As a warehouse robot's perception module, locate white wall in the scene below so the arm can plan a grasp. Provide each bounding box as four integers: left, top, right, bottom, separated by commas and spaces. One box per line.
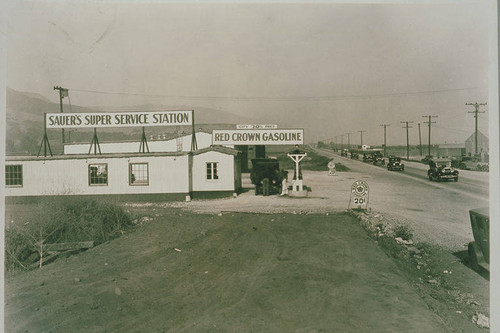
5, 155, 190, 196
192, 151, 235, 192
64, 132, 215, 154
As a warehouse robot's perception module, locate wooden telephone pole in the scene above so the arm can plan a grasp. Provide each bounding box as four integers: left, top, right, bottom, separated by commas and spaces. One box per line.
422, 115, 437, 158
466, 102, 487, 154
401, 121, 413, 160
53, 86, 69, 144
380, 124, 390, 156
359, 130, 366, 147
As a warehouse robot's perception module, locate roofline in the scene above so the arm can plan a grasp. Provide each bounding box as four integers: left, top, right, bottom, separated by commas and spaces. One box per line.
6, 146, 238, 162
63, 131, 212, 146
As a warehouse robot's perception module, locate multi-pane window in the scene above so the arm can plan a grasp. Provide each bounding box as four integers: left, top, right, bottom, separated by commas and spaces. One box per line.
206, 162, 219, 180
5, 165, 23, 187
129, 163, 149, 186
89, 163, 108, 185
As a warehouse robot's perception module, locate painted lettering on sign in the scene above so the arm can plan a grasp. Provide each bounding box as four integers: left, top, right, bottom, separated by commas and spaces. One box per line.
45, 111, 192, 129
212, 129, 304, 145
236, 124, 278, 130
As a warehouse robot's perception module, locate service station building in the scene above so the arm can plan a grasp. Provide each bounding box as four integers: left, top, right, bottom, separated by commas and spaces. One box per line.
5, 110, 304, 202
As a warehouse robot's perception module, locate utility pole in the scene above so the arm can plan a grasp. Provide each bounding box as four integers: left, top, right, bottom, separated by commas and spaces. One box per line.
346, 133, 352, 150
359, 130, 366, 147
466, 102, 487, 154
53, 86, 69, 144
380, 124, 390, 156
401, 121, 414, 160
422, 115, 438, 158
340, 134, 345, 151
418, 123, 423, 156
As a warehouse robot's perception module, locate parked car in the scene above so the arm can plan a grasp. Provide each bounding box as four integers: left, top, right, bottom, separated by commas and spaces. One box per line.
341, 149, 348, 157
427, 158, 458, 182
387, 156, 404, 171
468, 207, 489, 272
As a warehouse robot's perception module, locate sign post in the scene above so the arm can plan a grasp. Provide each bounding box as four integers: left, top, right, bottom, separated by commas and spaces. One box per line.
349, 180, 369, 210
287, 146, 308, 196
328, 160, 336, 176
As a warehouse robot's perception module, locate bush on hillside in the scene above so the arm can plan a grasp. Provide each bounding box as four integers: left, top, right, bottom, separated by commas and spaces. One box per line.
5, 197, 133, 271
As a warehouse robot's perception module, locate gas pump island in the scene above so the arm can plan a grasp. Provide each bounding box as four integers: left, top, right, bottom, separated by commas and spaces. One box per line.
287, 146, 309, 197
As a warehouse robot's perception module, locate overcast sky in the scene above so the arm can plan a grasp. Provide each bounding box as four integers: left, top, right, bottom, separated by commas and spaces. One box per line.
5, 1, 494, 145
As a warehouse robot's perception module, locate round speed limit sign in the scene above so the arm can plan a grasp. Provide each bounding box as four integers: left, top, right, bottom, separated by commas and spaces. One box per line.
351, 180, 369, 197
328, 160, 335, 169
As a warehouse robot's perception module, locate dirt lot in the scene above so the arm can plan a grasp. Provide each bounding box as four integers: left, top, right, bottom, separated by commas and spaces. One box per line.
4, 167, 490, 332
2, 208, 463, 332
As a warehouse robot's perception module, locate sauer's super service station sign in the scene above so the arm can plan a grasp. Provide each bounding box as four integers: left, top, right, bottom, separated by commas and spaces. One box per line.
45, 111, 193, 128
212, 129, 304, 145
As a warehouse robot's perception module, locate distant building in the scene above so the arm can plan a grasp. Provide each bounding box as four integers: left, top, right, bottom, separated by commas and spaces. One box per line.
437, 143, 465, 158
63, 131, 217, 155
465, 131, 489, 157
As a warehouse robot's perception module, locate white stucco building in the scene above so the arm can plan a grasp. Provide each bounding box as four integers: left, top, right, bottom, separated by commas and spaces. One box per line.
63, 131, 221, 154
5, 146, 241, 202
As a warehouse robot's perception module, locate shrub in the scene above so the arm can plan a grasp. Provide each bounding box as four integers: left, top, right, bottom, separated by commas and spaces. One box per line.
5, 197, 133, 271
393, 225, 413, 241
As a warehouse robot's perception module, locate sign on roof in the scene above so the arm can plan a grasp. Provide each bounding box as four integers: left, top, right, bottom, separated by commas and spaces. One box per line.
45, 111, 193, 129
212, 129, 304, 145
236, 124, 278, 130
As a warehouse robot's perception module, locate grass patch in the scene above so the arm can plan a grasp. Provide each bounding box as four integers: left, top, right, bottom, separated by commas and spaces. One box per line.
5, 197, 133, 271
274, 147, 350, 171
393, 225, 413, 241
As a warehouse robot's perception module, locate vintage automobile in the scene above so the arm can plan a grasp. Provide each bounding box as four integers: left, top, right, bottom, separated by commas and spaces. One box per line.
372, 152, 385, 166
350, 151, 359, 159
387, 156, 404, 171
340, 149, 349, 157
362, 152, 374, 163
427, 158, 458, 182
250, 158, 285, 195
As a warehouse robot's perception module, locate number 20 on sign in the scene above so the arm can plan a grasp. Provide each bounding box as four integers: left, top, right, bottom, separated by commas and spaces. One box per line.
349, 180, 369, 210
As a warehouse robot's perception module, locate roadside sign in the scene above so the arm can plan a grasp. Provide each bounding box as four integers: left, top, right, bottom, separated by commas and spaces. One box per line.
328, 160, 336, 176
212, 129, 303, 145
45, 111, 193, 129
236, 124, 278, 130
349, 180, 369, 210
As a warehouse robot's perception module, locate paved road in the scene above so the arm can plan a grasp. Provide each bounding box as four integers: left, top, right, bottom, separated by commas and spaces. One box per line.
320, 149, 489, 200
314, 148, 489, 250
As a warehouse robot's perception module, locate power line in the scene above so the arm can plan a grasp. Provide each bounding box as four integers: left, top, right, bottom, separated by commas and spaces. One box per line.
69, 86, 483, 103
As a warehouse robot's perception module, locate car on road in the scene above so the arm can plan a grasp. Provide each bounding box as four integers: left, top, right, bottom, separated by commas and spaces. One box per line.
362, 152, 374, 163
427, 158, 458, 182
372, 152, 385, 166
387, 156, 404, 171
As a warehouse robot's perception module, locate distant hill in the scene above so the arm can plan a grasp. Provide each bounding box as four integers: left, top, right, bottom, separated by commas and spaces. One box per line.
4, 88, 270, 155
